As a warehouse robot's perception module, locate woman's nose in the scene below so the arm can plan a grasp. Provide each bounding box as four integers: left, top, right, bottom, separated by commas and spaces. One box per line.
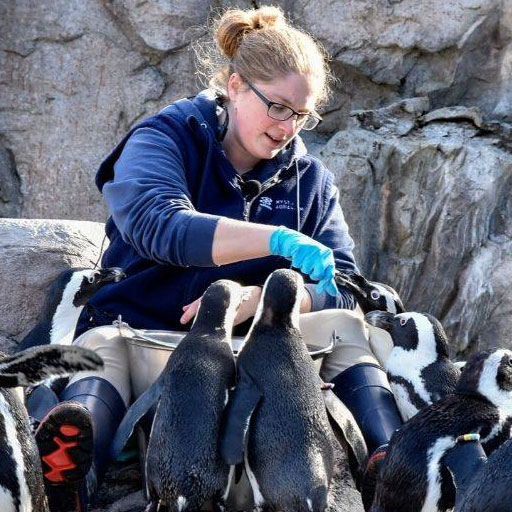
279, 116, 298, 136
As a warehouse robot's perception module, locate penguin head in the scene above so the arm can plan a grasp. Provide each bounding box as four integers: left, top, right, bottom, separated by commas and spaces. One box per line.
70, 267, 125, 306
365, 311, 449, 358
457, 349, 512, 404
335, 271, 404, 313
192, 279, 243, 332
255, 269, 304, 329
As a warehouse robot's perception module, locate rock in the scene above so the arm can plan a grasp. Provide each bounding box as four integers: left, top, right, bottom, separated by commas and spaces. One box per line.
351, 97, 430, 136
0, 0, 179, 220
0, 218, 106, 344
0, 142, 22, 218
419, 106, 484, 128
283, 0, 512, 128
103, 0, 212, 53
319, 101, 512, 356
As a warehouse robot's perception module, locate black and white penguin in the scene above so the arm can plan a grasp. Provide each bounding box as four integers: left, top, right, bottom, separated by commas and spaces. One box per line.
17, 266, 125, 351
0, 344, 103, 512
144, 279, 243, 512
222, 269, 335, 512
335, 271, 405, 314
371, 348, 512, 512
365, 311, 461, 421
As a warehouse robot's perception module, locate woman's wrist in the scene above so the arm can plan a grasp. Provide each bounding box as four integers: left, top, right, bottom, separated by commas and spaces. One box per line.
300, 286, 312, 313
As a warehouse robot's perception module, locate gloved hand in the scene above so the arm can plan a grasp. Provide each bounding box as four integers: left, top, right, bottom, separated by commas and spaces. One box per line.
269, 226, 338, 297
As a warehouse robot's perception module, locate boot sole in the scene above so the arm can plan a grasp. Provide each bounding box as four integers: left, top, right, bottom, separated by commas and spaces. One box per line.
35, 401, 93, 485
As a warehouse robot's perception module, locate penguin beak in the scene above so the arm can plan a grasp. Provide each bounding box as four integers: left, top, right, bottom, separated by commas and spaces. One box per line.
365, 311, 395, 332
97, 267, 126, 283
334, 271, 364, 296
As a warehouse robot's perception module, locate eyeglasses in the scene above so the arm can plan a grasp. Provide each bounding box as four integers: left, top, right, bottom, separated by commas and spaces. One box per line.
246, 81, 322, 131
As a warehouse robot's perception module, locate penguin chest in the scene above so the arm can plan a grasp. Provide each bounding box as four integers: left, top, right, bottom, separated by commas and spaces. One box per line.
50, 305, 83, 345
387, 352, 432, 419
0, 390, 41, 512
421, 436, 456, 512
389, 379, 421, 421
244, 388, 333, 510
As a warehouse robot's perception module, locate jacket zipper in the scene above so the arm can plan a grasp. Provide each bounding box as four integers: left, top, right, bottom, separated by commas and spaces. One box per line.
242, 172, 283, 221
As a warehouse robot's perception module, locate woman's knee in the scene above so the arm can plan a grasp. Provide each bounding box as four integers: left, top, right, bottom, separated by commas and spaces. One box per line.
73, 325, 126, 351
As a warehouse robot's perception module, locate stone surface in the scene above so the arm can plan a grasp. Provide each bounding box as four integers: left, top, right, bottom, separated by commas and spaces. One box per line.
104, 0, 211, 53
286, 0, 512, 129
0, 142, 22, 218
316, 102, 512, 356
0, 0, 194, 221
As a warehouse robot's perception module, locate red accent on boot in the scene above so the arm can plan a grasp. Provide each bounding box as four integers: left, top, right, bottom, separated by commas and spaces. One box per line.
60, 424, 80, 436
42, 435, 79, 483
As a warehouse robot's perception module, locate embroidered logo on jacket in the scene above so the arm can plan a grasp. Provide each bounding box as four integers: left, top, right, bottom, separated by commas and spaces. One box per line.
259, 197, 273, 210
275, 199, 295, 211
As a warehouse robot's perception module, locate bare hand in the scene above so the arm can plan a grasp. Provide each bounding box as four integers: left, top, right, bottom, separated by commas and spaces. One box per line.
180, 286, 263, 327
179, 284, 312, 326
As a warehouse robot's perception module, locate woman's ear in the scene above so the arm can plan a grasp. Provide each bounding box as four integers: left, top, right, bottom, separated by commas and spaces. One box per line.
227, 73, 245, 100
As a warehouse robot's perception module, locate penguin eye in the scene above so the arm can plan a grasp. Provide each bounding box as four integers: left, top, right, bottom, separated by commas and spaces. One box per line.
370, 290, 381, 300
87, 274, 97, 284
399, 317, 407, 326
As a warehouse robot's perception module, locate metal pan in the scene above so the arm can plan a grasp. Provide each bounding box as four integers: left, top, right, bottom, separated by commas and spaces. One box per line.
117, 321, 330, 399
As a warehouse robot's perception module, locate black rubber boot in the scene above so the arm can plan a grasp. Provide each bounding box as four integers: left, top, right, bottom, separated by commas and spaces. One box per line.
35, 376, 126, 512
26, 384, 60, 430
331, 363, 403, 511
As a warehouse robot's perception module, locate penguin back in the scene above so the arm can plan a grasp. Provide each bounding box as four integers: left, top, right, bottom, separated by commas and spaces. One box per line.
146, 280, 242, 510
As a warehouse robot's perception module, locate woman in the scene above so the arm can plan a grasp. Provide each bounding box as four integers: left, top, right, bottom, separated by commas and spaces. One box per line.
32, 7, 401, 511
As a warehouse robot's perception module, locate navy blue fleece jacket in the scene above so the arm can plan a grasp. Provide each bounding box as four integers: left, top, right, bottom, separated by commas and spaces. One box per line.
78, 89, 358, 334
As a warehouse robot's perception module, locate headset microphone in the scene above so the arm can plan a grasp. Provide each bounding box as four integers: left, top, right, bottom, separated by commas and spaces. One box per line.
241, 179, 262, 198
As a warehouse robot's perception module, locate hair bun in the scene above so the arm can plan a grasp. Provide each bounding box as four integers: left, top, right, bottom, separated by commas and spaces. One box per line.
216, 6, 286, 59
249, 6, 285, 30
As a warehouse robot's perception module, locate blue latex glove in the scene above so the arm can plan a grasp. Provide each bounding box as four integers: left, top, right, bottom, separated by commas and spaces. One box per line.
269, 226, 338, 297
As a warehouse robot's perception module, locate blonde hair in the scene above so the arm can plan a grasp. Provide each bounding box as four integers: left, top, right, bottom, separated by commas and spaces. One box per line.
196, 6, 332, 108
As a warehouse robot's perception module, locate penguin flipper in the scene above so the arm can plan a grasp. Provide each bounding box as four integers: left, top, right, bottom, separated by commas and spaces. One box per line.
220, 367, 262, 465
322, 387, 368, 478
110, 375, 164, 459
0, 345, 103, 387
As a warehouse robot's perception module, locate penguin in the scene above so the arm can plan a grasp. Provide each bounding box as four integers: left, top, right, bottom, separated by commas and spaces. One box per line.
0, 344, 103, 512
371, 348, 512, 512
221, 269, 335, 512
144, 279, 243, 512
17, 266, 125, 351
334, 270, 405, 314
365, 311, 461, 421
446, 436, 512, 512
